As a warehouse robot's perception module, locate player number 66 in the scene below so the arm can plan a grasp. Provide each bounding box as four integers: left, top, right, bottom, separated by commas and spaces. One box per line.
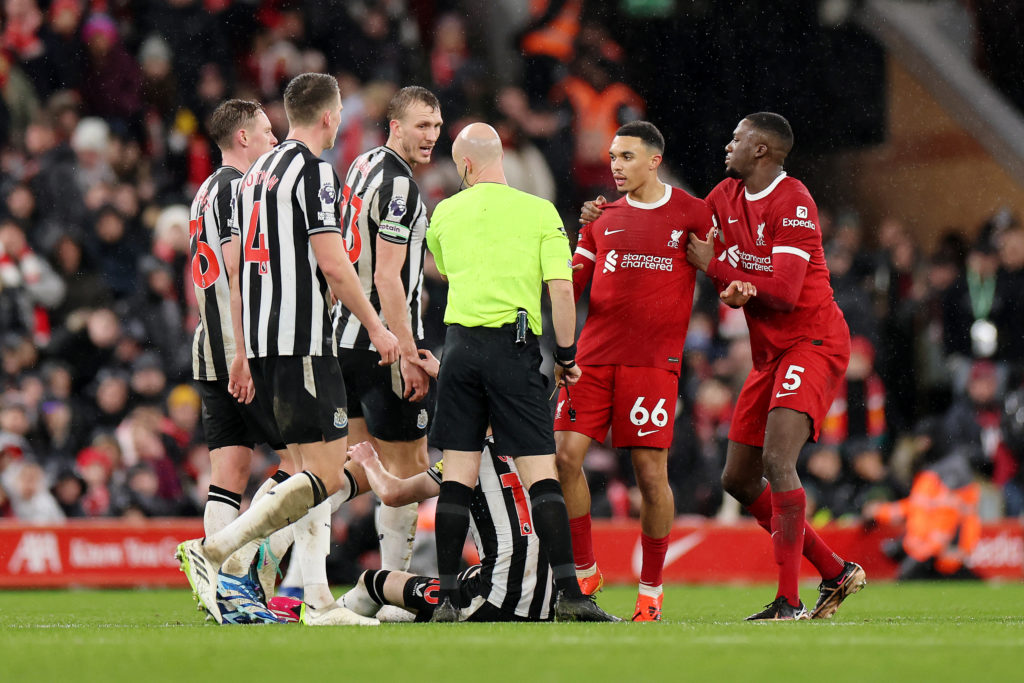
630, 396, 669, 428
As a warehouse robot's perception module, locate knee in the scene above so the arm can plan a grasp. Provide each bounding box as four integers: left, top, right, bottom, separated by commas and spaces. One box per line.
720, 468, 750, 501
633, 462, 668, 498
555, 448, 582, 477
210, 449, 251, 492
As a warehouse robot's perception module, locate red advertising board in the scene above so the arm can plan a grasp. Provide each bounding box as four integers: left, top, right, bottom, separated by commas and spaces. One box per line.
0, 518, 1020, 588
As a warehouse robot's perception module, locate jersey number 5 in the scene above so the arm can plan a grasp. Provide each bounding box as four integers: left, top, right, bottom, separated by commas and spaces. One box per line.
244, 201, 270, 275
189, 216, 221, 289
340, 184, 363, 264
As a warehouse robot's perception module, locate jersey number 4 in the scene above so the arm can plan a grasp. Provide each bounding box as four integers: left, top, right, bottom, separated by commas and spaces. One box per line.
189, 216, 221, 289
244, 201, 270, 275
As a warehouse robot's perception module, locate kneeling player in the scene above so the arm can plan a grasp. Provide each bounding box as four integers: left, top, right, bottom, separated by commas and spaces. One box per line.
339, 440, 556, 622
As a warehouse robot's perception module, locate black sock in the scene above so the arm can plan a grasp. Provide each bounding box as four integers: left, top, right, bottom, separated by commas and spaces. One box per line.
528, 478, 582, 598
434, 480, 473, 606
403, 576, 441, 617
362, 570, 389, 605
271, 470, 290, 484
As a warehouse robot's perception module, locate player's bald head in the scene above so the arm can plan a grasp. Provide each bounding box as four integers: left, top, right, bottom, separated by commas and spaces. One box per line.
452, 122, 502, 168
743, 112, 794, 159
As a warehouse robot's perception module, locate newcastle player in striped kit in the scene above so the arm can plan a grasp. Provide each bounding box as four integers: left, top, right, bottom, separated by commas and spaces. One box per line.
334, 86, 442, 575
340, 437, 555, 622
178, 73, 399, 626
189, 99, 292, 623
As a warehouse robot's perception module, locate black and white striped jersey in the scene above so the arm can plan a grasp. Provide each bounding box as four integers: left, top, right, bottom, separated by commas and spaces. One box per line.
232, 140, 341, 358
428, 446, 555, 620
333, 146, 428, 351
190, 166, 242, 381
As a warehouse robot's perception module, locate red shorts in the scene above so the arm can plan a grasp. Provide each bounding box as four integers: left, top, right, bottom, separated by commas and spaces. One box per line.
728, 339, 850, 448
554, 364, 679, 449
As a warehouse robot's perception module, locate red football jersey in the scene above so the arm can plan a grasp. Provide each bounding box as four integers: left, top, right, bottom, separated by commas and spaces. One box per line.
573, 184, 712, 373
704, 173, 848, 367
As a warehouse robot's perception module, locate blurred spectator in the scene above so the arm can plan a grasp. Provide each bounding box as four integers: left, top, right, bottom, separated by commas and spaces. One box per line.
0, 47, 41, 147
51, 467, 85, 517
821, 336, 886, 447
80, 13, 143, 135
993, 228, 1024, 374
0, 218, 65, 342
76, 444, 112, 516
495, 117, 556, 202
517, 0, 582, 106
3, 460, 64, 522
91, 205, 139, 298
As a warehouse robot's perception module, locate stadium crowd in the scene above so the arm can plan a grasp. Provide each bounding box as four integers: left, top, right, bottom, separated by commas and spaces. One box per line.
0, 0, 1021, 564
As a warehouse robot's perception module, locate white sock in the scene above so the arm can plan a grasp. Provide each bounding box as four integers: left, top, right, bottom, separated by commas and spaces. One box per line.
328, 471, 354, 514
576, 563, 598, 579
638, 583, 663, 598
280, 542, 303, 589
377, 502, 419, 571
205, 473, 320, 565
293, 499, 334, 609
203, 486, 242, 537
219, 476, 284, 576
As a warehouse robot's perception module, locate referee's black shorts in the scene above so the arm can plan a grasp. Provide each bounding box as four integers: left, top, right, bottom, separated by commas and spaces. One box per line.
196, 378, 286, 451
249, 355, 349, 445
429, 324, 555, 456
339, 348, 434, 442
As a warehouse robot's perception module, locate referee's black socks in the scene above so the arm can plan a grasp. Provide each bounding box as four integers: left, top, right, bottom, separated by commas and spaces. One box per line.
528, 478, 583, 598
435, 480, 473, 606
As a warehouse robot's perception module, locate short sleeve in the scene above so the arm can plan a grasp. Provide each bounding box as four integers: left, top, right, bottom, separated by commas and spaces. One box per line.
574, 221, 596, 262
301, 160, 342, 236
539, 201, 572, 281
770, 196, 820, 262
221, 178, 240, 244
426, 201, 446, 276
376, 176, 419, 245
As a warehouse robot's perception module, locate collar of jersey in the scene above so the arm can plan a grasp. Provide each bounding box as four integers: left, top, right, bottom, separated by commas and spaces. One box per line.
382, 145, 414, 175
744, 171, 787, 201
625, 182, 671, 210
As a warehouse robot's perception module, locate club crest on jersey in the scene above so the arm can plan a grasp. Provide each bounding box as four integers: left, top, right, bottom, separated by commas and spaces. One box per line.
333, 407, 348, 429
389, 196, 407, 218
416, 409, 428, 430
756, 222, 766, 246
319, 183, 337, 205
668, 229, 684, 248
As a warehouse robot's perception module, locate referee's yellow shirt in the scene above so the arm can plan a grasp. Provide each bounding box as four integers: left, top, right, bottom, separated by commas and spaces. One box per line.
427, 183, 571, 335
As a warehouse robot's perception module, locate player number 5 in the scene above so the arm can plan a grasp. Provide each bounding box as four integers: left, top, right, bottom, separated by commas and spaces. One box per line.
782, 365, 806, 391
630, 396, 668, 428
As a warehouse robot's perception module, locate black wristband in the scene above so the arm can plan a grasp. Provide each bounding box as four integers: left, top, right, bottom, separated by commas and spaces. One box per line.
554, 343, 576, 366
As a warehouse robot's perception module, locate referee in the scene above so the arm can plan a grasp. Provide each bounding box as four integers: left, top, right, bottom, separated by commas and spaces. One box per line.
426, 122, 619, 622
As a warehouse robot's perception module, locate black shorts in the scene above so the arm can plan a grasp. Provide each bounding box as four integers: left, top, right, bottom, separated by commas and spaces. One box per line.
338, 348, 434, 442
196, 379, 286, 451
429, 324, 555, 456
248, 355, 349, 445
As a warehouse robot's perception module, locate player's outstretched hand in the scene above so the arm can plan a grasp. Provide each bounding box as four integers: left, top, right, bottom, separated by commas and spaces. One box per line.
400, 356, 430, 401
416, 349, 440, 378
720, 280, 756, 307
686, 228, 716, 272
347, 440, 381, 469
228, 353, 255, 404
371, 326, 400, 366
579, 195, 607, 224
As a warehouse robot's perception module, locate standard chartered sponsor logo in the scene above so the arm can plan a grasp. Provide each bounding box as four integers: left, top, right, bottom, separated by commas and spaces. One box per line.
719, 244, 773, 272
619, 253, 673, 271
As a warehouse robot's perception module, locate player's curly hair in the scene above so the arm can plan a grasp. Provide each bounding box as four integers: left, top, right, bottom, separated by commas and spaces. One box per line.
284, 73, 340, 127
615, 121, 665, 154
208, 100, 264, 150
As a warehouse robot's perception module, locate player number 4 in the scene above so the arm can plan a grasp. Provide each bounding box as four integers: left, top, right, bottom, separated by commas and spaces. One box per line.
630, 396, 669, 428
244, 201, 270, 275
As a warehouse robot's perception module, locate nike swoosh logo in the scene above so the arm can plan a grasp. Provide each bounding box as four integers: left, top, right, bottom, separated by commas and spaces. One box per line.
637, 429, 659, 437
604, 229, 624, 235
631, 531, 706, 575
728, 217, 739, 224
775, 391, 797, 398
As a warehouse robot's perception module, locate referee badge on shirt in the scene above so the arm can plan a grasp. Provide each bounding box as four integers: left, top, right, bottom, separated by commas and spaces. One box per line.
333, 407, 348, 429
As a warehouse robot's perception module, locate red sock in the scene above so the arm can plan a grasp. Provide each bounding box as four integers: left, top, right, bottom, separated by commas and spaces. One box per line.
639, 533, 669, 587
747, 483, 845, 580
771, 487, 806, 607
568, 514, 595, 570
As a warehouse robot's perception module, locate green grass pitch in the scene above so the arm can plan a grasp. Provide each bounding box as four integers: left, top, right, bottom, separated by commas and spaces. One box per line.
1, 582, 1022, 682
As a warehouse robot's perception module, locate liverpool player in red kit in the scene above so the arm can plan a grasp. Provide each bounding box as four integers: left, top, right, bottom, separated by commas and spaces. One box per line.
687, 113, 866, 620
555, 121, 725, 621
